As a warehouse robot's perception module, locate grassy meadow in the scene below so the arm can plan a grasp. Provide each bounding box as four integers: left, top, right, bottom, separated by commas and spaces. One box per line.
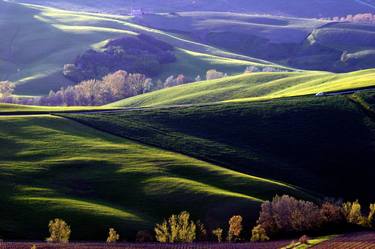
109, 69, 375, 107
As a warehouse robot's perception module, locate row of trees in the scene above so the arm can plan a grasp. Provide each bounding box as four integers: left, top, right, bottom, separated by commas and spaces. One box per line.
7, 196, 375, 244
321, 13, 375, 24
256, 195, 375, 239
41, 70, 152, 106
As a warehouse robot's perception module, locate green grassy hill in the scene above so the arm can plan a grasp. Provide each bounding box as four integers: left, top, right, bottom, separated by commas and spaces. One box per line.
66, 92, 375, 202
0, 114, 306, 240
109, 69, 375, 107
0, 1, 282, 96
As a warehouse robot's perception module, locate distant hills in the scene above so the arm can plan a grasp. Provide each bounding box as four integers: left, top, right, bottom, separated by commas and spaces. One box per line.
11, 0, 375, 17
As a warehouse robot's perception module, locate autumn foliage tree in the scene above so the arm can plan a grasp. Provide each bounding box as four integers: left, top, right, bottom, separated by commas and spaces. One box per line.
227, 215, 243, 242
154, 211, 196, 243
251, 225, 269, 242
46, 218, 71, 243
106, 228, 120, 243
0, 81, 15, 103
41, 70, 152, 106
212, 228, 223, 242
255, 195, 322, 237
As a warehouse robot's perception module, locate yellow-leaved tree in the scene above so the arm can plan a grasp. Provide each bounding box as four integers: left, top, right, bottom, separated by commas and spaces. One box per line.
46, 218, 71, 243
155, 211, 196, 243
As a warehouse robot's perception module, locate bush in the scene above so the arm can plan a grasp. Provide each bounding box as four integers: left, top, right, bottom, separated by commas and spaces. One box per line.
227, 215, 243, 242
212, 228, 223, 243
154, 211, 196, 243
106, 228, 120, 243
136, 230, 153, 242
250, 225, 269, 242
46, 218, 71, 243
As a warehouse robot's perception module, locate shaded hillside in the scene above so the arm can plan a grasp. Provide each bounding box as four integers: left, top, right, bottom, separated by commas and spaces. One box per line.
0, 115, 306, 240
66, 93, 375, 202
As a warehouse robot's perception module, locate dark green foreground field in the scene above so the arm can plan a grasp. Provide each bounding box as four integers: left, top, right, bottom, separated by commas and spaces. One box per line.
67, 92, 375, 201
0, 114, 306, 240
1, 87, 374, 241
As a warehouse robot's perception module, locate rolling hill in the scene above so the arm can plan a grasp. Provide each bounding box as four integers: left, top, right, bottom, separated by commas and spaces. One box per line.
65, 91, 375, 202
0, 114, 307, 240
109, 69, 375, 107
0, 1, 283, 96
132, 12, 375, 72
11, 0, 375, 18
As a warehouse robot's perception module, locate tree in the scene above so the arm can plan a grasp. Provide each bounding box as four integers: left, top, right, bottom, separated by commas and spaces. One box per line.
343, 200, 363, 225
155, 211, 196, 243
256, 195, 322, 236
46, 218, 71, 243
227, 215, 243, 242
320, 201, 344, 225
212, 228, 223, 243
196, 220, 207, 241
244, 66, 261, 73
368, 204, 375, 227
0, 81, 15, 103
106, 228, 120, 243
251, 225, 269, 242
206, 69, 225, 80
41, 70, 152, 106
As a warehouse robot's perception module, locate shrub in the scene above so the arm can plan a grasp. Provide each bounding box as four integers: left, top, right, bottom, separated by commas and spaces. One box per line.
250, 225, 269, 242
155, 211, 196, 243
227, 215, 243, 242
212, 228, 223, 243
46, 218, 71, 243
106, 228, 120, 243
136, 230, 153, 242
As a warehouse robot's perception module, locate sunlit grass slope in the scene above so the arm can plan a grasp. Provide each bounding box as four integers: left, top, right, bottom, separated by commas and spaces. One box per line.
0, 103, 117, 114
0, 1, 282, 96
70, 93, 375, 202
0, 115, 306, 240
109, 69, 375, 107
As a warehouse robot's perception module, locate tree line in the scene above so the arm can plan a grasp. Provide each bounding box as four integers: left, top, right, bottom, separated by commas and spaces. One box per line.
6, 195, 375, 245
